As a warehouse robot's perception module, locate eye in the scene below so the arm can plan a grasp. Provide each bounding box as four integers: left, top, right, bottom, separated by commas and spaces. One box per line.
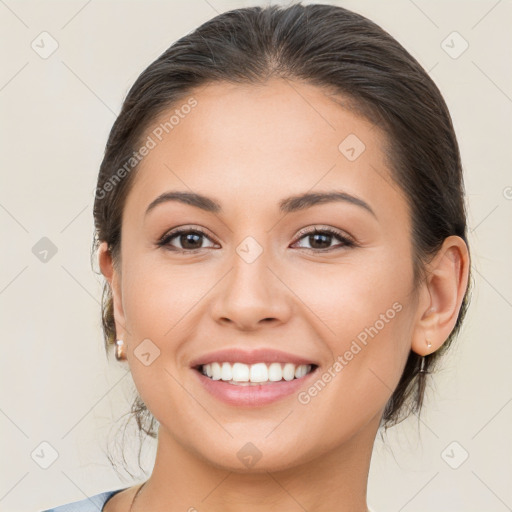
291, 226, 356, 252
157, 225, 356, 254
157, 226, 218, 253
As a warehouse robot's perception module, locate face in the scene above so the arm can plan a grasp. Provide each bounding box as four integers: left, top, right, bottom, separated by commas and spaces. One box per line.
105, 78, 422, 472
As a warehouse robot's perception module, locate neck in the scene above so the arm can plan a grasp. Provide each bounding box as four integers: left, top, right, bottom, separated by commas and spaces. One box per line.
132, 413, 380, 512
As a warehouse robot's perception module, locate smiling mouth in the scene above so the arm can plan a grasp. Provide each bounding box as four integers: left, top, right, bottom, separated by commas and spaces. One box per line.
194, 362, 318, 385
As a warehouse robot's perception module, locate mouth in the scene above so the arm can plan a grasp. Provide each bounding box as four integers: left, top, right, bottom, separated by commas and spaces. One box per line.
193, 362, 319, 386
189, 348, 320, 405
191, 360, 320, 407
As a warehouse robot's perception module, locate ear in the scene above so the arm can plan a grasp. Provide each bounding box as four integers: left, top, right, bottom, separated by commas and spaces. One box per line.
98, 241, 128, 340
411, 235, 470, 356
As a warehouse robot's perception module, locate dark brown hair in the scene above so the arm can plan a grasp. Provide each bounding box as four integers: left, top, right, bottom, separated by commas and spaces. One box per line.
92, 2, 472, 458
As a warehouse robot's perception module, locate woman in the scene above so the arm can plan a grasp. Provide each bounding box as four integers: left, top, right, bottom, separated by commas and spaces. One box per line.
43, 2, 471, 511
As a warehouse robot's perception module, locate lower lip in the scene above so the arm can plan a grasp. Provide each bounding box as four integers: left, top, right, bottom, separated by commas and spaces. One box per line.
192, 367, 318, 407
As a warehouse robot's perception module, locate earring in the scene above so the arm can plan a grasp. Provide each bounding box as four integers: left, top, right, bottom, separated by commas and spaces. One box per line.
420, 338, 432, 374
115, 339, 126, 360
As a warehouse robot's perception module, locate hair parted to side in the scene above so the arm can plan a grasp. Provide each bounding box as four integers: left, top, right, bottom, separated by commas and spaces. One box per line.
92, 2, 471, 455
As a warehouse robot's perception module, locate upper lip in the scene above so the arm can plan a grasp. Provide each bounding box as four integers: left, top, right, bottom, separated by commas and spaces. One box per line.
189, 348, 318, 368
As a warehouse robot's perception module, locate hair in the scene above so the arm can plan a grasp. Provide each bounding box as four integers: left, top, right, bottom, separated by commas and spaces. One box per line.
92, 1, 472, 465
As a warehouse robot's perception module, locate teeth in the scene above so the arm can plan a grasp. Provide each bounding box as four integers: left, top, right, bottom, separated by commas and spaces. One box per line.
221, 362, 233, 381
200, 362, 313, 384
250, 362, 267, 382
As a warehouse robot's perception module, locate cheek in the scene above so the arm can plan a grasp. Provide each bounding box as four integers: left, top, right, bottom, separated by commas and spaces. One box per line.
122, 253, 214, 338
120, 255, 204, 427
287, 251, 415, 392
289, 248, 413, 338
290, 262, 414, 436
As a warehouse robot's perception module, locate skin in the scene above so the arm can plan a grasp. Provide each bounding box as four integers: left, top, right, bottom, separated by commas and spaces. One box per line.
98, 78, 469, 512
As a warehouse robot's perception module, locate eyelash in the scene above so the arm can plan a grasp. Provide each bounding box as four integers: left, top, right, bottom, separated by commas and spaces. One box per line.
156, 225, 357, 254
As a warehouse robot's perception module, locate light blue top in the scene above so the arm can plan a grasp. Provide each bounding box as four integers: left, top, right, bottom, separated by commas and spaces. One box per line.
41, 488, 377, 511
40, 488, 128, 511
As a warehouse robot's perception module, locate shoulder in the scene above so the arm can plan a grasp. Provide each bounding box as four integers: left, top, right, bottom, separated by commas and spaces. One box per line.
40, 488, 128, 512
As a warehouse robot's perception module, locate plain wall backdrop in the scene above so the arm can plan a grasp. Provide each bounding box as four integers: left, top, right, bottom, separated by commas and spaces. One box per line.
0, 1, 511, 511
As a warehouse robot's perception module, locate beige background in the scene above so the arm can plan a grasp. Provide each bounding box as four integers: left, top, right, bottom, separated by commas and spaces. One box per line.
1, 1, 511, 511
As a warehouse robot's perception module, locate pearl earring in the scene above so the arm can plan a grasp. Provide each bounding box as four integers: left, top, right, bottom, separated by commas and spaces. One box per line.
115, 339, 126, 360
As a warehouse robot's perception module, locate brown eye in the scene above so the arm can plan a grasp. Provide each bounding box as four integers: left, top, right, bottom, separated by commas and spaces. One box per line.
157, 227, 217, 253
292, 227, 356, 252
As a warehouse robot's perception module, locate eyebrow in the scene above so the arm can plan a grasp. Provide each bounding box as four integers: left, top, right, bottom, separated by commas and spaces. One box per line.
144, 190, 376, 218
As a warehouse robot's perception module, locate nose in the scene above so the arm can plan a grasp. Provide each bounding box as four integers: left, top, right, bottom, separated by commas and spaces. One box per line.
210, 247, 293, 331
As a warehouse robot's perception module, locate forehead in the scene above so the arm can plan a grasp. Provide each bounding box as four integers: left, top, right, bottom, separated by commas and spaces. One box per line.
124, 78, 405, 224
